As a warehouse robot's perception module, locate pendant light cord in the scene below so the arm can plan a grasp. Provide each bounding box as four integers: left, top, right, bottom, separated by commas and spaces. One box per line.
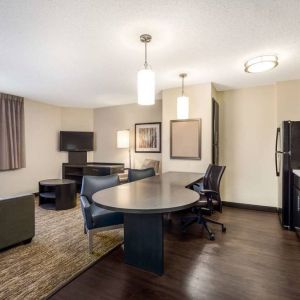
181, 76, 184, 96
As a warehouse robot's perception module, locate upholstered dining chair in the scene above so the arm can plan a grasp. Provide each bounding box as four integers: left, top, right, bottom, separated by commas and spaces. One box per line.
128, 167, 156, 182
80, 175, 123, 253
141, 159, 160, 175
181, 164, 226, 240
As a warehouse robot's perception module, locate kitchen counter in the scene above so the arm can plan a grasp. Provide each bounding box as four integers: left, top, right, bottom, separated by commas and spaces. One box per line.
293, 170, 300, 177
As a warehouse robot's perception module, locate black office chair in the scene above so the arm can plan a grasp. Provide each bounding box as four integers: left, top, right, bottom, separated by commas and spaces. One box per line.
128, 168, 155, 182
181, 164, 226, 240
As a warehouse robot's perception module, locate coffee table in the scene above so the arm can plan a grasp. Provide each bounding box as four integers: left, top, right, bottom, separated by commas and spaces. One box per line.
39, 179, 76, 210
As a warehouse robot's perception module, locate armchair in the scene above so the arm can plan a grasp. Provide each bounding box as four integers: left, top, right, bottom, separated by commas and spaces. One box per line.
80, 175, 123, 253
0, 194, 35, 250
128, 167, 155, 182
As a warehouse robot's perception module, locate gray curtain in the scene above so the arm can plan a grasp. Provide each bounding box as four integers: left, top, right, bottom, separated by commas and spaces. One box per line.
0, 93, 25, 170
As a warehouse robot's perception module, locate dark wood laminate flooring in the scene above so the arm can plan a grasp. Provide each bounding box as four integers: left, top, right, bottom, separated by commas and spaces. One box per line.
50, 207, 300, 300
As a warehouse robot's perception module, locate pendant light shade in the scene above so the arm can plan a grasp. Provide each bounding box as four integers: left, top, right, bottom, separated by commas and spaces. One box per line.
137, 69, 155, 105
137, 34, 155, 105
177, 73, 189, 119
177, 95, 189, 119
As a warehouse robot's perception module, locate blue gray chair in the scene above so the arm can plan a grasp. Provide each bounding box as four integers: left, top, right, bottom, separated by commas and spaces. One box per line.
128, 168, 155, 182
80, 175, 123, 253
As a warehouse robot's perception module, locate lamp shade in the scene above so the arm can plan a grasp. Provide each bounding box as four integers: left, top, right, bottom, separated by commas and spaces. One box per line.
137, 69, 155, 105
117, 130, 129, 148
177, 95, 189, 119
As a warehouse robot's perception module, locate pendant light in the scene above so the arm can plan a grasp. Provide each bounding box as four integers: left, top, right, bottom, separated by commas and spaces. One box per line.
137, 34, 155, 105
177, 73, 189, 119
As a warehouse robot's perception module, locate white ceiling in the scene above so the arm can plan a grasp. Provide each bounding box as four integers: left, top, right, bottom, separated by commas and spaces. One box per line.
0, 0, 300, 107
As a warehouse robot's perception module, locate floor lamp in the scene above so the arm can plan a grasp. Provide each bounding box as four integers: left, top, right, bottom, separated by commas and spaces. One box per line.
117, 130, 131, 168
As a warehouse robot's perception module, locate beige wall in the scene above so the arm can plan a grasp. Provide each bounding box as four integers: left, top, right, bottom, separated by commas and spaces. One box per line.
61, 107, 94, 161
162, 83, 212, 173
93, 101, 162, 168
220, 85, 278, 206
0, 100, 94, 196
276, 80, 300, 124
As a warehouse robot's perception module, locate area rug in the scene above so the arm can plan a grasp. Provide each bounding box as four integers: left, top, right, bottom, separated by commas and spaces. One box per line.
0, 200, 123, 300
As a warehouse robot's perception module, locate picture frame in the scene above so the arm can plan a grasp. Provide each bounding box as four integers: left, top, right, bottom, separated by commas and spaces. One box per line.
135, 122, 161, 153
170, 119, 201, 159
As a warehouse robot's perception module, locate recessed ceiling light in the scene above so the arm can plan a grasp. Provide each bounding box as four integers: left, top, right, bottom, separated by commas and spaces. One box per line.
244, 55, 278, 73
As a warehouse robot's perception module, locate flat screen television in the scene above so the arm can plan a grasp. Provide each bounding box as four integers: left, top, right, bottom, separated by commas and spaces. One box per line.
60, 131, 94, 152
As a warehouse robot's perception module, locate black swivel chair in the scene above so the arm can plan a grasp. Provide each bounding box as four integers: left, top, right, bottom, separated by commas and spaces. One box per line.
128, 168, 155, 182
182, 164, 226, 240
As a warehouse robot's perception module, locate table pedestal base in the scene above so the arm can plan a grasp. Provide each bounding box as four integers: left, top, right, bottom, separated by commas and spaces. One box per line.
124, 213, 164, 275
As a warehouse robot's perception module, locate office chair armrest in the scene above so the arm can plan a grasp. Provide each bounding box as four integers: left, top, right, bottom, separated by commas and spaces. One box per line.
199, 189, 219, 196
80, 195, 93, 230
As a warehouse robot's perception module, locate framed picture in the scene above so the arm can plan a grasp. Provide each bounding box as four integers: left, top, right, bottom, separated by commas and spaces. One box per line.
170, 119, 201, 159
135, 122, 161, 153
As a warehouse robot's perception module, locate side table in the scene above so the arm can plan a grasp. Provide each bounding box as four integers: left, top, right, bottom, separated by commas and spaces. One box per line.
39, 179, 76, 210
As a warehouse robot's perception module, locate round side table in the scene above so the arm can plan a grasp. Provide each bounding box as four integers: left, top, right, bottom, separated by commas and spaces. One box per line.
39, 179, 76, 210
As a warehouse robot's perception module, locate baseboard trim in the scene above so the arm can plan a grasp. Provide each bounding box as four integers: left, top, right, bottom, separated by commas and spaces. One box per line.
222, 201, 277, 213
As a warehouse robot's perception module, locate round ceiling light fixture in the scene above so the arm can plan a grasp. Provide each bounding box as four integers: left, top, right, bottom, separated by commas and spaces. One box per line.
244, 55, 278, 73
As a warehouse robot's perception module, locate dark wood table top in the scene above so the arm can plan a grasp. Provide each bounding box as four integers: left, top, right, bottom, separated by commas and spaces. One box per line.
39, 179, 76, 186
92, 172, 203, 214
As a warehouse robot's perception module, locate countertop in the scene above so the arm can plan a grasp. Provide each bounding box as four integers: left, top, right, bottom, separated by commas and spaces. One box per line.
293, 170, 300, 177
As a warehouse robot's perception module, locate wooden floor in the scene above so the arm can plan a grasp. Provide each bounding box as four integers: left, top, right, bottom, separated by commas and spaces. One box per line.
51, 207, 300, 300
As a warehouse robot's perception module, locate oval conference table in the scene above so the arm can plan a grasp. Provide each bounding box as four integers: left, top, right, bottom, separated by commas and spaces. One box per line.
93, 171, 203, 275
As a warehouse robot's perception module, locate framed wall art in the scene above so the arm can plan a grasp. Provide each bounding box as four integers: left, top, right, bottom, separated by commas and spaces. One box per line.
135, 122, 161, 153
170, 119, 201, 159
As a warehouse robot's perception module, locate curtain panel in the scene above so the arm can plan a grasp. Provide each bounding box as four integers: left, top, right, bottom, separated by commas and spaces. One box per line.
0, 93, 25, 170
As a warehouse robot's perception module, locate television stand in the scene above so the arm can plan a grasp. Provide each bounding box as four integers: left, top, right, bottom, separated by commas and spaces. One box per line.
68, 151, 87, 165
62, 162, 125, 192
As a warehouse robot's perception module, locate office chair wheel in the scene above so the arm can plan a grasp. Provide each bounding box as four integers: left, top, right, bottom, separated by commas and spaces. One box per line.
208, 233, 215, 241
222, 226, 226, 233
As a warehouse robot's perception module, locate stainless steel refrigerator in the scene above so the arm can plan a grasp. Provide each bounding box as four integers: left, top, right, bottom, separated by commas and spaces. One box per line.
275, 121, 300, 228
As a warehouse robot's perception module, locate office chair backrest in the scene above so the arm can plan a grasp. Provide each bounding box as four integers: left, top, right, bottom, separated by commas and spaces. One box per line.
203, 164, 226, 201
81, 175, 119, 203
128, 168, 155, 182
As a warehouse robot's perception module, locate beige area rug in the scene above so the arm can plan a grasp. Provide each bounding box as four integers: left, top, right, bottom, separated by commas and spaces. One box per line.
0, 200, 123, 300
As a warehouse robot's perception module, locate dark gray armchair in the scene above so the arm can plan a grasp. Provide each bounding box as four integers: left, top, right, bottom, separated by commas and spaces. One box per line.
80, 175, 123, 253
128, 168, 155, 182
0, 194, 35, 250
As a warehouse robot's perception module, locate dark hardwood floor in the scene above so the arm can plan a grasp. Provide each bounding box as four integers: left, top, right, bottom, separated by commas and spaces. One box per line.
50, 207, 300, 300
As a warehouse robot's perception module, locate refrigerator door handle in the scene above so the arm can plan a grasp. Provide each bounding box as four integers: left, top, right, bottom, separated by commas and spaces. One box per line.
275, 153, 280, 176
275, 127, 280, 176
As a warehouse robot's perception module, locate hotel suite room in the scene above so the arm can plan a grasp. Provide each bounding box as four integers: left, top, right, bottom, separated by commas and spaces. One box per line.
0, 1, 300, 300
